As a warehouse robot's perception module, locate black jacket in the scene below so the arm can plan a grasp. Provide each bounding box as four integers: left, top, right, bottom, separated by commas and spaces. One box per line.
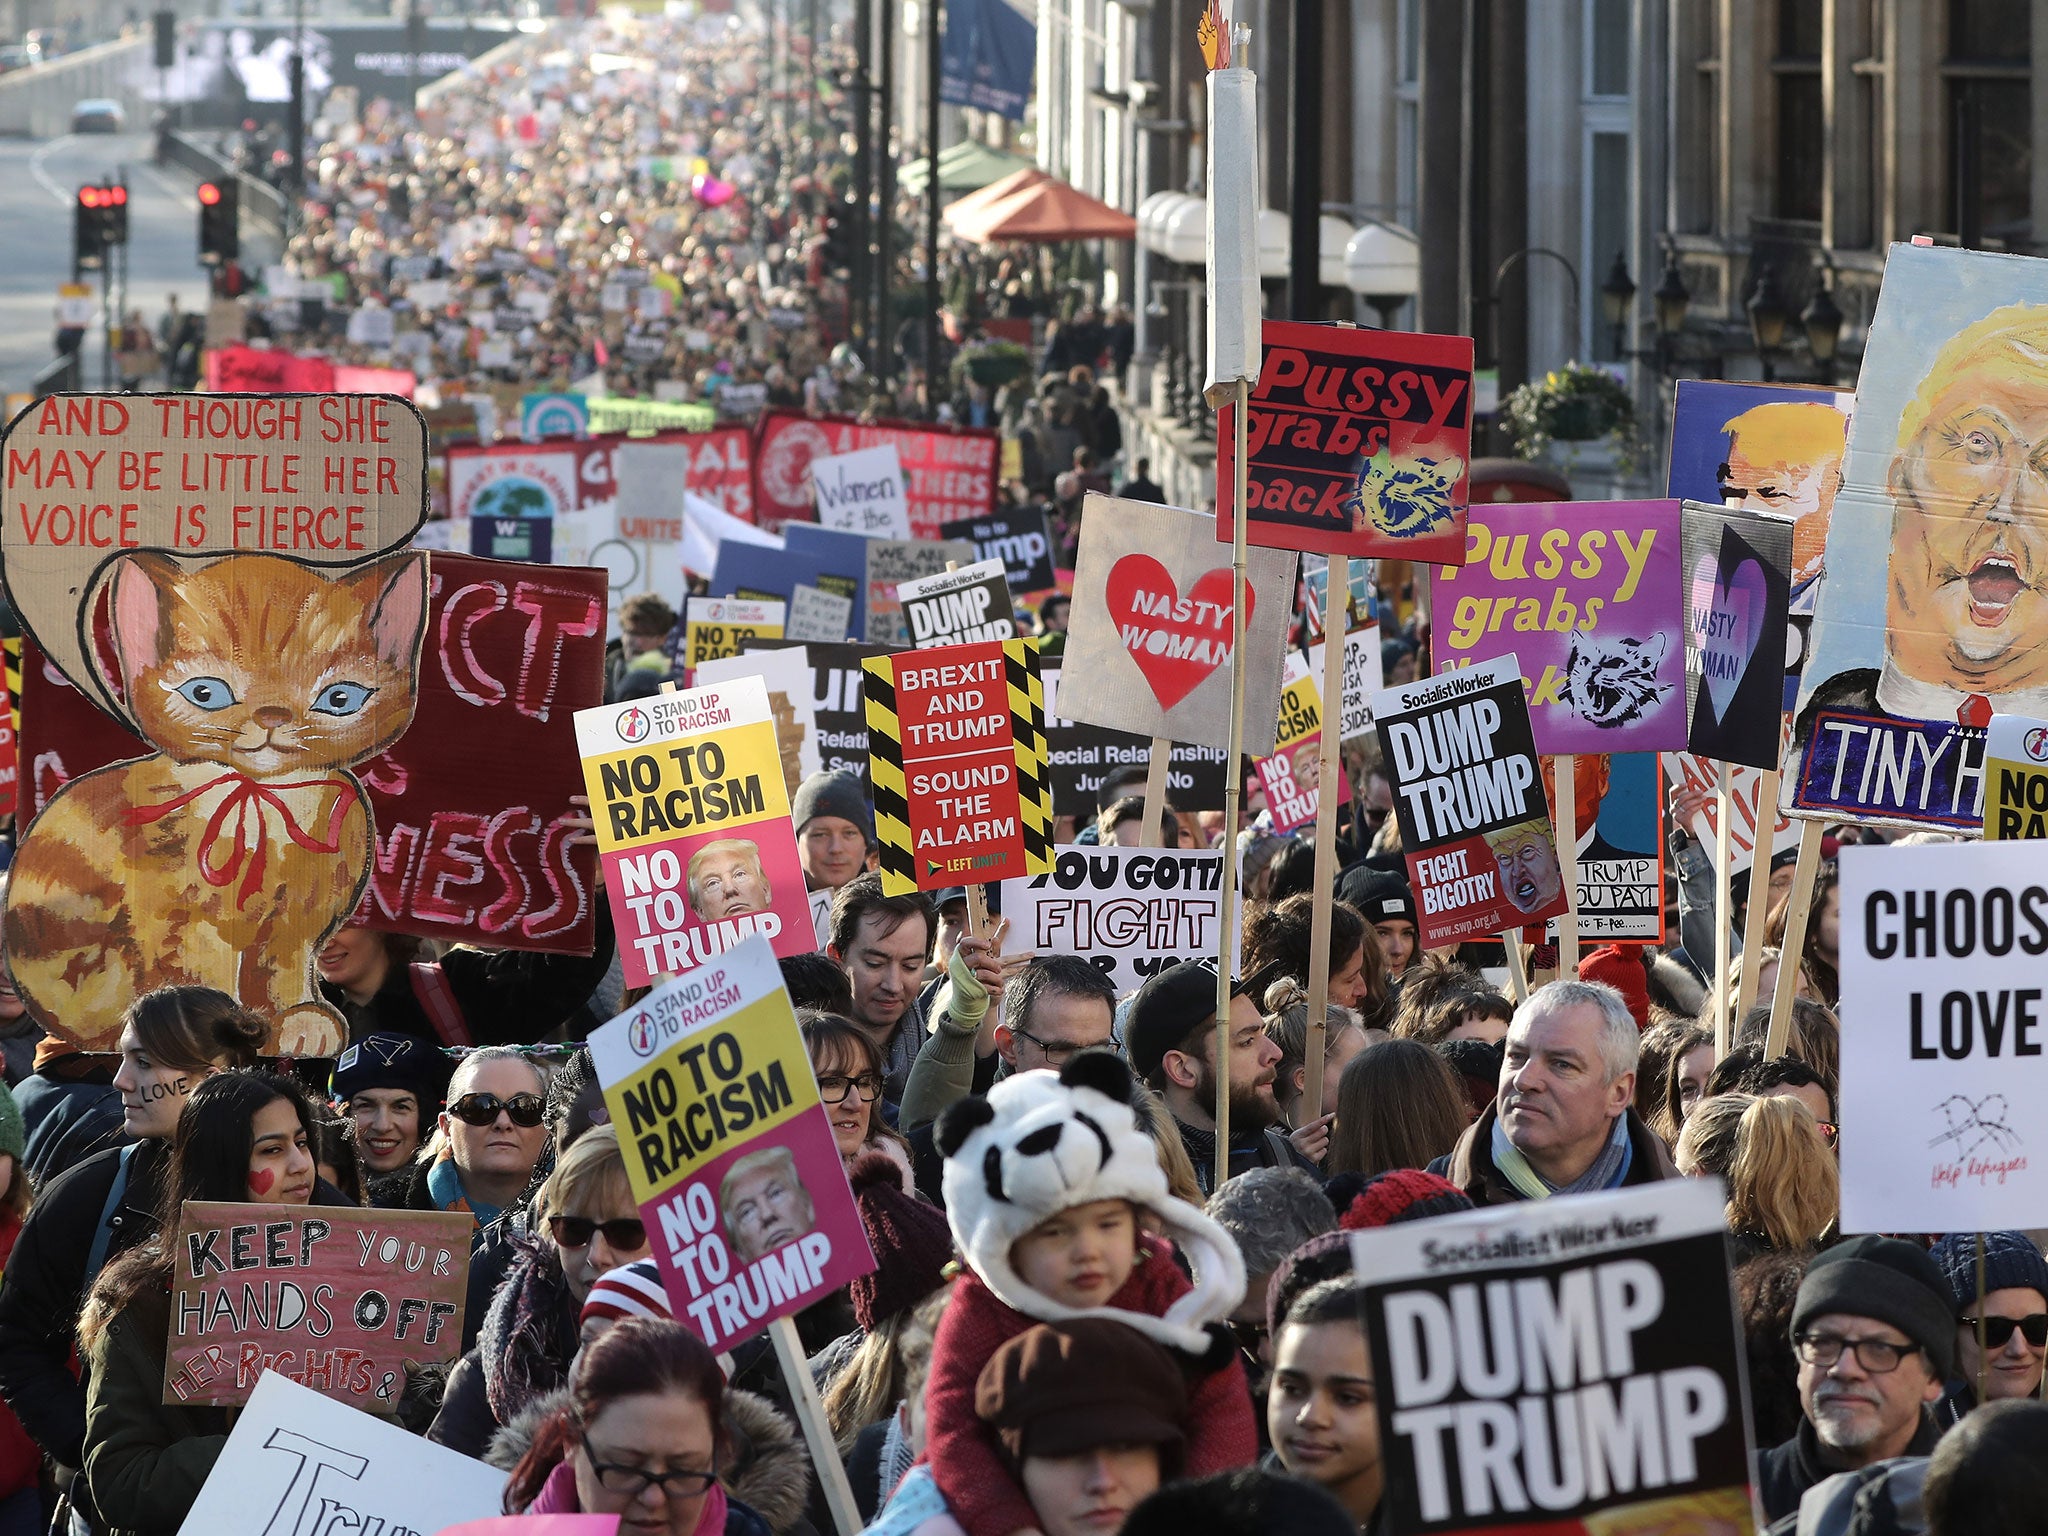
320, 902, 617, 1049
17, 1071, 129, 1188
368, 1159, 523, 1355
1758, 1414, 1943, 1524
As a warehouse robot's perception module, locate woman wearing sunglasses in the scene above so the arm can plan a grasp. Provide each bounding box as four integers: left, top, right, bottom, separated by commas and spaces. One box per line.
504, 1316, 772, 1535
1931, 1232, 2048, 1422
431, 1126, 653, 1460
802, 1015, 914, 1184
374, 1046, 552, 1229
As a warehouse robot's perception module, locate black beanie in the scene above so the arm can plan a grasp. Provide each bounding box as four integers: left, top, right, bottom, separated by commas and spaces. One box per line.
1792, 1234, 1957, 1380
791, 770, 874, 842
331, 1033, 455, 1108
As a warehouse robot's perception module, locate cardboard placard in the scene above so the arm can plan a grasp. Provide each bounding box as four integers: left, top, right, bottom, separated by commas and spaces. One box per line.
812, 444, 912, 540
1215, 319, 1475, 561
1373, 655, 1568, 947
1349, 1181, 1755, 1534
755, 408, 1000, 538
1984, 714, 2048, 838
745, 641, 896, 781
1541, 753, 1666, 944
1434, 500, 1687, 755
1787, 244, 2048, 829
576, 676, 814, 988
176, 1371, 507, 1536
681, 597, 785, 674
785, 524, 977, 649
1680, 501, 1793, 769
164, 1204, 470, 1410
1252, 652, 1323, 834
864, 640, 1053, 893
712, 539, 866, 641
1305, 621, 1384, 747
1659, 748, 1801, 877
940, 509, 1057, 596
447, 444, 580, 522
1000, 845, 1224, 993
692, 648, 823, 796
1060, 495, 1298, 756
1042, 667, 1227, 819
587, 935, 877, 1350
1838, 841, 2046, 1232
897, 557, 1016, 648
786, 584, 854, 644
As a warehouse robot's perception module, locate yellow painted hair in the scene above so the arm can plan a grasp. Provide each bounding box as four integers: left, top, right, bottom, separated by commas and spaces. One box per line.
1721, 400, 1847, 467
1894, 301, 2048, 448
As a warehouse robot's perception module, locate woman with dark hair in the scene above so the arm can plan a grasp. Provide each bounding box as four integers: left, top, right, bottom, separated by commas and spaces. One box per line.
1763, 860, 1839, 1008
1327, 1039, 1467, 1179
1269, 1279, 1384, 1533
1244, 893, 1380, 1019
505, 1316, 772, 1533
802, 1015, 912, 1179
78, 1071, 353, 1535
0, 987, 267, 1504
313, 1117, 367, 1206
1649, 1026, 1716, 1148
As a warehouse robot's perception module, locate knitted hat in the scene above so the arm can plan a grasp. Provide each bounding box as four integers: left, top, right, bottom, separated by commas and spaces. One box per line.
1578, 945, 1649, 1028
791, 770, 873, 842
0, 1081, 24, 1163
848, 1150, 954, 1333
1124, 959, 1249, 1083
1338, 1168, 1474, 1231
332, 1033, 457, 1108
1336, 865, 1416, 928
1265, 1229, 1354, 1339
1929, 1232, 2048, 1314
975, 1319, 1188, 1463
580, 1259, 672, 1327
1434, 1037, 1505, 1120
934, 1053, 1246, 1355
1793, 1234, 1958, 1380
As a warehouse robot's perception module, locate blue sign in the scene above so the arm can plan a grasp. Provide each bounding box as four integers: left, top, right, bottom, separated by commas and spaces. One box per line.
520, 392, 589, 441
939, 0, 1035, 122
1795, 709, 1986, 830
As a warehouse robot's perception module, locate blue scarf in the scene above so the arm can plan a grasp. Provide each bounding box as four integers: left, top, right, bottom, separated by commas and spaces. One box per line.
1491, 1112, 1633, 1199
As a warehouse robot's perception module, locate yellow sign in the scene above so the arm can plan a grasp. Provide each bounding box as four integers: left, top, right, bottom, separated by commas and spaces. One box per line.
684, 596, 786, 674
1984, 714, 2048, 840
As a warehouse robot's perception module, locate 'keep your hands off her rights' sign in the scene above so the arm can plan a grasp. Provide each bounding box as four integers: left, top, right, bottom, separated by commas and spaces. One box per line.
589, 934, 875, 1350
575, 676, 815, 987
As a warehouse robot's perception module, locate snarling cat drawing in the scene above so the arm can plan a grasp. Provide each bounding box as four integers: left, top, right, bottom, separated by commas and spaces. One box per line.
1347, 449, 1466, 540
5, 552, 427, 1055
1561, 630, 1672, 729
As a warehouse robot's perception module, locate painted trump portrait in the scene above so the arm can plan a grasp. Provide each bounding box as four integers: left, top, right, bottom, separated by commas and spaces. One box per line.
1483, 819, 1564, 915
1718, 400, 1847, 604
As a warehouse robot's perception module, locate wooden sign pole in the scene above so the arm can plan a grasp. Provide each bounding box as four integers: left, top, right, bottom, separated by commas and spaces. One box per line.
1555, 754, 1581, 978
1301, 555, 1348, 1123
1734, 766, 1781, 1025
771, 1317, 863, 1535
1711, 761, 1734, 1055
1211, 378, 1253, 1193
1140, 736, 1174, 847
1763, 817, 1825, 1059
1500, 929, 1530, 1003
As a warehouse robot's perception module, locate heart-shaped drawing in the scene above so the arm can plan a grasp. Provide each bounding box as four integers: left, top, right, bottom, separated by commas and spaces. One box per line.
1689, 551, 1766, 724
1103, 554, 1255, 710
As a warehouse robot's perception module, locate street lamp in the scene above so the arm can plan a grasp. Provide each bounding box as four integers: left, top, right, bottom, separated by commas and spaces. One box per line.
1599, 251, 1635, 357
1652, 252, 1691, 338
1746, 266, 1789, 380
1801, 276, 1845, 383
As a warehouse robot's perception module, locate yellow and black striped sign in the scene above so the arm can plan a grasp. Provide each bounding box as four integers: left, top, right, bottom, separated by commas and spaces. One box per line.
864, 638, 1052, 895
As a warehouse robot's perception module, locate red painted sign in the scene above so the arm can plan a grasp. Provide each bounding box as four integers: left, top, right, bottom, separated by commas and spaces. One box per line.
204, 346, 339, 394
754, 410, 997, 537
20, 554, 606, 954
163, 1204, 470, 1410
1102, 554, 1252, 710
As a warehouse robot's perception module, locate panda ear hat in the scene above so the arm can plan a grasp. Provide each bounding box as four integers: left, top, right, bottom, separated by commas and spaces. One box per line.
936, 1052, 1246, 1357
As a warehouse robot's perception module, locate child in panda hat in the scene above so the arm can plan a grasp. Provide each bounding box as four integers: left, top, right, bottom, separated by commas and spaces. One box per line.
922, 1052, 1258, 1536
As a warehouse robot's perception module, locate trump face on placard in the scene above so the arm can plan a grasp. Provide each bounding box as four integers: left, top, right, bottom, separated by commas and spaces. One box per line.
688, 838, 772, 921
720, 1144, 817, 1264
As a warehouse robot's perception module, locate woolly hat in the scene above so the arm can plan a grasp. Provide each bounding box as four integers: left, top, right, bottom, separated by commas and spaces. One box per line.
935, 1053, 1246, 1356
1793, 1234, 1958, 1380
1578, 945, 1649, 1028
332, 1033, 457, 1108
580, 1259, 673, 1327
848, 1150, 955, 1333
0, 1080, 23, 1164
1434, 1037, 1505, 1120
791, 770, 873, 842
1337, 866, 1416, 928
1339, 1168, 1474, 1231
1929, 1232, 2048, 1314
975, 1319, 1188, 1463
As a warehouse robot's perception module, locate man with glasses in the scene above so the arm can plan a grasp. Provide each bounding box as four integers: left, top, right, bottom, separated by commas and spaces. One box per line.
1760, 1234, 1956, 1521
1930, 1231, 2048, 1422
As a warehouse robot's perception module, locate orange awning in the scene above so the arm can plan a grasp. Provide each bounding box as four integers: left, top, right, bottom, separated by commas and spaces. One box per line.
940, 167, 1051, 228
947, 175, 1137, 244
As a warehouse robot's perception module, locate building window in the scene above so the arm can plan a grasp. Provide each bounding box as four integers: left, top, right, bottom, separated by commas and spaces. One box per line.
1395, 0, 1420, 230
1775, 0, 1824, 222
1585, 129, 1630, 361
1587, 0, 1629, 98
1947, 0, 2032, 248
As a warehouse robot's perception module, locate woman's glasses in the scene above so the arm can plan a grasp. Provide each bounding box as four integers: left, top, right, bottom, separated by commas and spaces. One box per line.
580, 1434, 718, 1500
548, 1215, 648, 1251
447, 1092, 546, 1128
816, 1072, 884, 1105
1961, 1313, 2048, 1349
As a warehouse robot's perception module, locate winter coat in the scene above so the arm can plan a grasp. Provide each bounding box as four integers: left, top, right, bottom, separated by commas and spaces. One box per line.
428, 1231, 580, 1459
489, 1381, 820, 1536
0, 1211, 37, 1502
1432, 1104, 1681, 1207
320, 901, 616, 1049
1759, 1418, 1942, 1526
16, 1071, 128, 1188
1762, 1458, 1929, 1536
80, 1283, 232, 1536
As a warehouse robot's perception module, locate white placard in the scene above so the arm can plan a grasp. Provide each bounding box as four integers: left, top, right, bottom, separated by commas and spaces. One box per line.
787, 583, 854, 643
1307, 622, 1384, 747
812, 444, 912, 540
1001, 845, 1224, 996
695, 644, 823, 788
178, 1371, 506, 1536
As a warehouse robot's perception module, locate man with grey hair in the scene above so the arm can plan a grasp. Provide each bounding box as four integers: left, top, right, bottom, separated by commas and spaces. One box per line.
1206, 1167, 1336, 1366
1431, 979, 1678, 1206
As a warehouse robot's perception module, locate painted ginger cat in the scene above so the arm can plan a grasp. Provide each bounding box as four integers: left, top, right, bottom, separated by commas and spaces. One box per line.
5, 550, 427, 1056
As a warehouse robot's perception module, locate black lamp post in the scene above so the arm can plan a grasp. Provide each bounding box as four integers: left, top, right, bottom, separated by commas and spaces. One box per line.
1801, 277, 1845, 385
1599, 250, 1635, 359
1652, 252, 1691, 339
1746, 266, 1789, 382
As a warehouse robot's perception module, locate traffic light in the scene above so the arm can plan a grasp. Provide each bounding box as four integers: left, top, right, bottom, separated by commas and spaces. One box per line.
823, 199, 855, 275
152, 8, 174, 69
73, 183, 126, 269
198, 179, 238, 266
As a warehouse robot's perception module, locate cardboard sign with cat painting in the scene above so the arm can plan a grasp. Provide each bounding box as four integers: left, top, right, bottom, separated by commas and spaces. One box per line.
0, 393, 432, 1057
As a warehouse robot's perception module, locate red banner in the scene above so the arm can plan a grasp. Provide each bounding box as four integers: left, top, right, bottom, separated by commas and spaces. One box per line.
19, 555, 606, 954
562, 427, 755, 522
754, 410, 997, 537
203, 346, 339, 394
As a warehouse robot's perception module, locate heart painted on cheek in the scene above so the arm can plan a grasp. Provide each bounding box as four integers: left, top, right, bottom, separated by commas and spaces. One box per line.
1689, 553, 1767, 723
1102, 555, 1255, 710
247, 1168, 276, 1196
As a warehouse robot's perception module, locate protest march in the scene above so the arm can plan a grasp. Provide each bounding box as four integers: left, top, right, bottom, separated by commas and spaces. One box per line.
4, 8, 2048, 1536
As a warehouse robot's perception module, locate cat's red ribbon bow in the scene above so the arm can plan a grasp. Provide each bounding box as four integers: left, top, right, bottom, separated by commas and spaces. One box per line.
125, 772, 361, 908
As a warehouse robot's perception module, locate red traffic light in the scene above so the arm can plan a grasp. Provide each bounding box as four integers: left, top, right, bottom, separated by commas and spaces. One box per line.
108, 186, 126, 205
197, 182, 221, 206
77, 186, 100, 207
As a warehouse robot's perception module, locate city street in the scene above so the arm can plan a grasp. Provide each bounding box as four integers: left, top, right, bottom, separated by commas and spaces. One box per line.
0, 129, 212, 394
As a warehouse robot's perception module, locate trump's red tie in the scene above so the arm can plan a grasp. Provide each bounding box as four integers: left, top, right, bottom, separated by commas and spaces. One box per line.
1958, 694, 1993, 728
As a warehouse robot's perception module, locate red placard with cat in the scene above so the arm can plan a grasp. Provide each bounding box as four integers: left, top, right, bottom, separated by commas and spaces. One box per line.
18, 555, 606, 969
0, 392, 433, 1056
1214, 319, 1474, 562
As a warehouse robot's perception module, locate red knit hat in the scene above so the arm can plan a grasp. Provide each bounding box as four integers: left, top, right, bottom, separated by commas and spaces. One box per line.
1337, 1168, 1474, 1232
1577, 944, 1649, 1028
849, 1151, 955, 1333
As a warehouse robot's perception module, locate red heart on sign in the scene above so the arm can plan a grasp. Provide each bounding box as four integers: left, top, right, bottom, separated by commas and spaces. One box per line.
1103, 555, 1254, 710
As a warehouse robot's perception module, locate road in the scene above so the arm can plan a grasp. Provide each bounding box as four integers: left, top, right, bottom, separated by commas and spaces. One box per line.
0, 130, 214, 394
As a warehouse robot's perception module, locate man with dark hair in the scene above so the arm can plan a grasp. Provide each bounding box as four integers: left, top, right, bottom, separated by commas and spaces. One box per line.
1097, 795, 1180, 848
780, 952, 855, 1016
1925, 1398, 2048, 1536
1741, 1054, 1838, 1145
826, 873, 937, 1101
901, 954, 1118, 1130
544, 1046, 605, 1157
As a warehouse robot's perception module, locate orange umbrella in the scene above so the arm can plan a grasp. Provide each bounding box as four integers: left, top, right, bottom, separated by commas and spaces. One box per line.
948, 176, 1138, 244
940, 166, 1052, 230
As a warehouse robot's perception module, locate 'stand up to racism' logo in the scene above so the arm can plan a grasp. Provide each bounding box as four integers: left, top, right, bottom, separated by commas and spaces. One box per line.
616, 707, 652, 744
2025, 726, 2048, 763
627, 1011, 660, 1058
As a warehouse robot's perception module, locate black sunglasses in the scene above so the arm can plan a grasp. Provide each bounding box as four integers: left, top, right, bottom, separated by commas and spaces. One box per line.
1962, 1313, 2048, 1349
447, 1091, 546, 1128
549, 1214, 648, 1251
